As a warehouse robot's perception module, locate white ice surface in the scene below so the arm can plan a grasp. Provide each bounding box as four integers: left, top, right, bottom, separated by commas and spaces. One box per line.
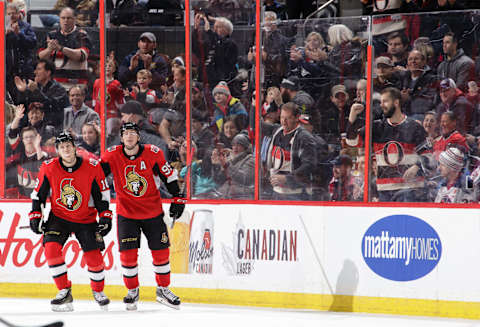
0, 298, 479, 327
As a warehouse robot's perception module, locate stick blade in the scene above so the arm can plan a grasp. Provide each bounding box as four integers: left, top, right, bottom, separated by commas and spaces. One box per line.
43, 322, 64, 327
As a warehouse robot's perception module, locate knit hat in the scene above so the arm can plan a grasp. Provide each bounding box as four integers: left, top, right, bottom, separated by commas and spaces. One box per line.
213, 81, 231, 97
232, 133, 250, 149
173, 56, 185, 67
439, 147, 464, 171
440, 78, 456, 90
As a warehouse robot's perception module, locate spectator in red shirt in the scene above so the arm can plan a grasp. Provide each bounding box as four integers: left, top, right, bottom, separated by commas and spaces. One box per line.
433, 110, 468, 160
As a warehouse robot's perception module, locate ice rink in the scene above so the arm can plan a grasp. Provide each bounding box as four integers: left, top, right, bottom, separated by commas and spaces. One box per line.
0, 298, 479, 327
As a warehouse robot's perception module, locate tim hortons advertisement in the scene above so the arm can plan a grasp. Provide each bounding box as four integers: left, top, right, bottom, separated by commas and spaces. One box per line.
0, 204, 118, 283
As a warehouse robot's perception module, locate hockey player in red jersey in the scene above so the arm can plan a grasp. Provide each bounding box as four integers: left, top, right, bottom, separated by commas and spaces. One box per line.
100, 121, 186, 310
29, 132, 113, 312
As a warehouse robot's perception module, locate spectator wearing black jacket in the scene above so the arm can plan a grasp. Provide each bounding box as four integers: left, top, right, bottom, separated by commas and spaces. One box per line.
264, 102, 317, 201
14, 59, 69, 129
8, 102, 56, 152
319, 84, 352, 150
400, 49, 439, 121
118, 32, 169, 92
386, 31, 410, 69
193, 14, 238, 88
6, 2, 37, 101
373, 56, 403, 92
249, 11, 291, 89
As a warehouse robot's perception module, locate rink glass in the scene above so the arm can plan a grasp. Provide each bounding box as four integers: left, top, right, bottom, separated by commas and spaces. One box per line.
3, 3, 480, 205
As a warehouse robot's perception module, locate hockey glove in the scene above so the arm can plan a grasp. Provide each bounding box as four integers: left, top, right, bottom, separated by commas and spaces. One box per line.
170, 198, 186, 220
97, 210, 113, 237
29, 211, 43, 234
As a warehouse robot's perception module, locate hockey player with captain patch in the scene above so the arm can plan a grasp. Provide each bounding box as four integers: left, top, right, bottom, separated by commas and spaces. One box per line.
100, 114, 186, 310
29, 132, 113, 312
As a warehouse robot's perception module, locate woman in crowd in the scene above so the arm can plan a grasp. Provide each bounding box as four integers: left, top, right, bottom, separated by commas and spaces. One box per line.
327, 24, 365, 81
218, 116, 242, 149
77, 121, 100, 159
423, 111, 440, 145
211, 133, 255, 199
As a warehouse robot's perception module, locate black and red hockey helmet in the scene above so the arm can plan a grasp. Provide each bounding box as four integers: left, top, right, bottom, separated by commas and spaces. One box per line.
55, 131, 75, 147
120, 122, 140, 137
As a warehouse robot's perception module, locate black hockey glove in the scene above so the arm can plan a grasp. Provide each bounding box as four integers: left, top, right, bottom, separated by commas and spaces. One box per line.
170, 198, 186, 220
29, 211, 43, 234
97, 211, 113, 237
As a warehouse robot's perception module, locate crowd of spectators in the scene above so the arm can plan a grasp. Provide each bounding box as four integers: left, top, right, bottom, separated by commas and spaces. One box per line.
5, 0, 480, 203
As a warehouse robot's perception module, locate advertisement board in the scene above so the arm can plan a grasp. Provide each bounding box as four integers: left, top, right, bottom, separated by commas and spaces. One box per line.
1, 202, 480, 318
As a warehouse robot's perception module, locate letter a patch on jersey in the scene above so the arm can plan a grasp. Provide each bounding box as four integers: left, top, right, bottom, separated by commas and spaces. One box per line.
140, 161, 147, 170
56, 178, 82, 211
124, 165, 148, 197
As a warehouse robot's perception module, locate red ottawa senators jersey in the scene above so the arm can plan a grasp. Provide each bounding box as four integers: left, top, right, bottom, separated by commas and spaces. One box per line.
31, 157, 110, 224
101, 144, 177, 219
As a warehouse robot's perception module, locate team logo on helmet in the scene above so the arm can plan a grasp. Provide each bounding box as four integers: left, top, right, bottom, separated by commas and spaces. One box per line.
123, 165, 147, 197
56, 178, 82, 211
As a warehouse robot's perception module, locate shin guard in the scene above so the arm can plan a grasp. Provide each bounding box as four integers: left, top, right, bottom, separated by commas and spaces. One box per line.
44, 242, 71, 290
83, 250, 105, 292
120, 249, 139, 290
152, 248, 170, 287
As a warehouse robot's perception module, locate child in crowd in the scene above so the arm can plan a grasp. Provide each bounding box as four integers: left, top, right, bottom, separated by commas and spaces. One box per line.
435, 147, 471, 203
124, 69, 161, 114
92, 54, 124, 138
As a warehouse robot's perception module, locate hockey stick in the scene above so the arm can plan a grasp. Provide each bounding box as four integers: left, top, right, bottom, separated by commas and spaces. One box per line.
19, 204, 46, 231
298, 214, 334, 294
170, 146, 195, 229
0, 317, 63, 327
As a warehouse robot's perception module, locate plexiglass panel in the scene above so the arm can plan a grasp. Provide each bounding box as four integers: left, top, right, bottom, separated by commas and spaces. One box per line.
188, 0, 256, 200
5, 2, 100, 198
259, 16, 370, 201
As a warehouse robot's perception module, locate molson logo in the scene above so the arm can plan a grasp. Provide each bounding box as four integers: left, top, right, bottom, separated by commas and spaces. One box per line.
361, 215, 442, 281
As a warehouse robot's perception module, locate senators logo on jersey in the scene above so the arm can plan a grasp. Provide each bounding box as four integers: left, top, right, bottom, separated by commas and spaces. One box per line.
124, 165, 148, 197
56, 178, 82, 211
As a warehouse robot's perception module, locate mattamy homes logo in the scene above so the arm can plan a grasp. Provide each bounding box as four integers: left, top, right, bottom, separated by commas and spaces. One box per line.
362, 215, 442, 281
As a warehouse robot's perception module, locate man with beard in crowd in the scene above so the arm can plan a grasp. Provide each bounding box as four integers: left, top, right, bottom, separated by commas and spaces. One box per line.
279, 76, 314, 125
347, 87, 430, 202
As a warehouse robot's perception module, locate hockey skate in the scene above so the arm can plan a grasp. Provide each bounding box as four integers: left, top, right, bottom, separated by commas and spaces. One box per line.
93, 291, 110, 311
51, 288, 73, 312
156, 286, 180, 309
123, 287, 139, 311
